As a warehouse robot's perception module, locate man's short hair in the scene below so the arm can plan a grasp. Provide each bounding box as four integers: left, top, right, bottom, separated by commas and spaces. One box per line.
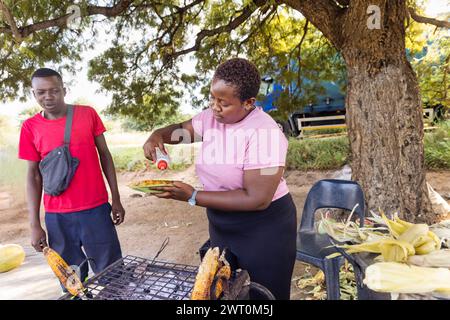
31, 68, 63, 83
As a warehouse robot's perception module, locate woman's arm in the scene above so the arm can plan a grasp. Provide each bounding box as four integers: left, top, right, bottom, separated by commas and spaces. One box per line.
143, 119, 200, 161
196, 167, 284, 211
154, 167, 285, 211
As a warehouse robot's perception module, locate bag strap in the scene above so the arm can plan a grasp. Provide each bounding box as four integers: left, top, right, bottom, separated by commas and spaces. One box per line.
63, 105, 74, 145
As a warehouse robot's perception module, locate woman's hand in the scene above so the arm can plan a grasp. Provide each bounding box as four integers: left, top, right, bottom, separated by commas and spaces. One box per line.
143, 131, 167, 162
152, 181, 195, 202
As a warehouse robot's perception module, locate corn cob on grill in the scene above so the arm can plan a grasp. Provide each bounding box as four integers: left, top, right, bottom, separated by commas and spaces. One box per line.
43, 247, 85, 297
191, 247, 231, 300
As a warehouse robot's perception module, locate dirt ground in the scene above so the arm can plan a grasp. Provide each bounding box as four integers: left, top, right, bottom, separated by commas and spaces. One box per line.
1, 167, 450, 300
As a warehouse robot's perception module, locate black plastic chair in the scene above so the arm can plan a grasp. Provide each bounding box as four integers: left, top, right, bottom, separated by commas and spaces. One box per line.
296, 179, 365, 300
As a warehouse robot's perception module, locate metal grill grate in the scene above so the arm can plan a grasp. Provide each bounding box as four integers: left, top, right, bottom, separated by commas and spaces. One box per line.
60, 255, 198, 300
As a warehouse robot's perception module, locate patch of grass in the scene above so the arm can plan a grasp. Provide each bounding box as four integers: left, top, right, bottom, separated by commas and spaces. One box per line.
302, 127, 347, 136
286, 136, 350, 170
0, 115, 18, 148
286, 120, 450, 171
0, 146, 26, 189
110, 144, 197, 172
424, 121, 450, 169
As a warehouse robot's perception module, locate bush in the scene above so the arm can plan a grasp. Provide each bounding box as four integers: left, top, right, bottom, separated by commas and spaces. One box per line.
424, 121, 450, 169
110, 145, 195, 172
109, 121, 450, 172
286, 136, 350, 170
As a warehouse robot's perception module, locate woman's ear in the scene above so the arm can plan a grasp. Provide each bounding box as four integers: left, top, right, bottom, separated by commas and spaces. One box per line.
243, 98, 256, 111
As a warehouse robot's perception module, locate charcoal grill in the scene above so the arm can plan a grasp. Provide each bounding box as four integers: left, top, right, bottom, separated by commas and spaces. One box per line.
59, 255, 198, 300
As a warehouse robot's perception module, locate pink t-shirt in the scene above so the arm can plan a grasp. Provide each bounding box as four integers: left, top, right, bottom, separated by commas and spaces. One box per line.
18, 105, 108, 213
192, 107, 289, 202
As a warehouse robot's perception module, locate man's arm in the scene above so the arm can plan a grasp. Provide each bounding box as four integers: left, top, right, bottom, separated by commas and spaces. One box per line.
26, 161, 47, 252
95, 134, 125, 225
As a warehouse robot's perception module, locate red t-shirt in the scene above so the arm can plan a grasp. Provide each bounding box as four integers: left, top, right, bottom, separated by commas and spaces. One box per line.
18, 105, 108, 213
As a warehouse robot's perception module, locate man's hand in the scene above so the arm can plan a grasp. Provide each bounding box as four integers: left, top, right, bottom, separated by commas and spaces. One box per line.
153, 181, 195, 202
31, 226, 47, 252
111, 201, 125, 225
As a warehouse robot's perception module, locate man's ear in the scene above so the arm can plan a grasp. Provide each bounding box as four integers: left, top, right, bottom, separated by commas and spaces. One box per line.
243, 98, 256, 111
63, 87, 67, 96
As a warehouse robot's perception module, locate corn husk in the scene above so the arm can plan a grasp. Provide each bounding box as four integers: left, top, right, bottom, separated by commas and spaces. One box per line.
430, 220, 450, 248
364, 262, 450, 294
378, 239, 415, 262
295, 262, 357, 300
341, 211, 442, 261
318, 208, 388, 244
407, 249, 450, 268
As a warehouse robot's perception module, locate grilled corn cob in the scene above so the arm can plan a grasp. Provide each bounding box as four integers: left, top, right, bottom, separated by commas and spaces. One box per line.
43, 247, 84, 297
213, 265, 232, 299
191, 247, 220, 300
213, 249, 231, 299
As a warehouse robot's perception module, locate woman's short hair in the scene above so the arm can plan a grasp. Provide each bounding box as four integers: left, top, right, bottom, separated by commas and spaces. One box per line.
213, 58, 261, 101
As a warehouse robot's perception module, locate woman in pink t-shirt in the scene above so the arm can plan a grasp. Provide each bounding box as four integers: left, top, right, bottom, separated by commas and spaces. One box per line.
143, 58, 297, 300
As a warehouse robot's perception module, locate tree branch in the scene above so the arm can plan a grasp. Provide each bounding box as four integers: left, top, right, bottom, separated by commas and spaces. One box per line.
168, 0, 268, 61
408, 7, 450, 29
238, 5, 277, 49
291, 20, 309, 98
281, 0, 343, 49
0, 0, 135, 38
141, 0, 205, 14
0, 0, 23, 42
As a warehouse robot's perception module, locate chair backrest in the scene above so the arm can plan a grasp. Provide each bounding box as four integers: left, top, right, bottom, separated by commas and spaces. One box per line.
299, 179, 365, 232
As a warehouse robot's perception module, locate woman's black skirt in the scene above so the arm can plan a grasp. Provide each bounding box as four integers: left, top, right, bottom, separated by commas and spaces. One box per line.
207, 193, 297, 300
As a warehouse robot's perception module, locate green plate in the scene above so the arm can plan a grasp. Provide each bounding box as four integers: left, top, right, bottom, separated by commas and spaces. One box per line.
129, 186, 167, 194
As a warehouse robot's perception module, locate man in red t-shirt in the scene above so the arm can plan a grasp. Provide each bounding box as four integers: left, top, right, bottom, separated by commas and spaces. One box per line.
18, 68, 124, 285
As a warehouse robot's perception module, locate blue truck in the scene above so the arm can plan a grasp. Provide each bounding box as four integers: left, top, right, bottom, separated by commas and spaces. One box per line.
255, 75, 348, 137
256, 43, 447, 137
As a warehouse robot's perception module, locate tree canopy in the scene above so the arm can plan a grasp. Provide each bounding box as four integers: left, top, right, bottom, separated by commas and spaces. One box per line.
0, 0, 448, 130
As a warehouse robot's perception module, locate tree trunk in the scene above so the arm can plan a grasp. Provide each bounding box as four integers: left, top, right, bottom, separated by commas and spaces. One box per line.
287, 0, 438, 223
341, 1, 434, 223
345, 60, 434, 223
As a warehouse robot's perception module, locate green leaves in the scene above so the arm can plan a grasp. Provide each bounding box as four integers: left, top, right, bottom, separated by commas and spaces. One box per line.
0, 1, 447, 128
